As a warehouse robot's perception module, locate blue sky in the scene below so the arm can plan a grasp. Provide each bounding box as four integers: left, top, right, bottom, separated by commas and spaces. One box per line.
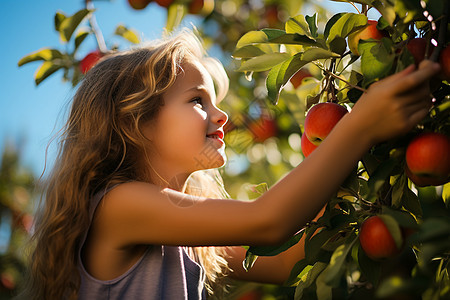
0, 0, 365, 177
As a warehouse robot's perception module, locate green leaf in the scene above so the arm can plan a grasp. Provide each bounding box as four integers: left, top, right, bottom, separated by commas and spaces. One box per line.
285, 259, 310, 286
402, 188, 423, 218
326, 13, 367, 47
381, 206, 418, 229
443, 183, 450, 208
286, 15, 312, 37
115, 24, 140, 44
236, 52, 291, 72
18, 48, 64, 66
54, 11, 66, 32
322, 236, 358, 286
266, 53, 305, 103
366, 158, 397, 200
359, 38, 395, 85
236, 31, 270, 49
232, 45, 267, 58
316, 270, 333, 300
391, 173, 407, 208
328, 37, 347, 55
305, 14, 318, 38
295, 262, 327, 299
305, 227, 340, 264
243, 251, 258, 272
59, 9, 92, 43
357, 244, 381, 285
269, 33, 320, 47
302, 48, 340, 62
378, 214, 403, 250
236, 29, 320, 51
166, 4, 187, 33
248, 229, 305, 256
376, 275, 414, 298
34, 61, 63, 85
372, 0, 396, 25
74, 29, 90, 51
250, 182, 269, 194
324, 13, 345, 40
411, 218, 450, 244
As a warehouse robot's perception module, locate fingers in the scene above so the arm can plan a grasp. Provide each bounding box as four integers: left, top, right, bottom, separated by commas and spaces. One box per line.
394, 61, 440, 94
407, 106, 430, 127
383, 64, 416, 84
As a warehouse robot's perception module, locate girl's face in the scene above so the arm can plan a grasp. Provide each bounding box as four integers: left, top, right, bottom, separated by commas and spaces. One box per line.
144, 59, 228, 179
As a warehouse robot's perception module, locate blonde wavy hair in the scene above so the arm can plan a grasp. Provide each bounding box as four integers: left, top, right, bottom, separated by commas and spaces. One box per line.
19, 29, 231, 299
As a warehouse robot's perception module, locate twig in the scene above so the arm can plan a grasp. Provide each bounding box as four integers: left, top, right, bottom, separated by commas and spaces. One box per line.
349, 2, 361, 14
322, 68, 367, 93
85, 0, 108, 53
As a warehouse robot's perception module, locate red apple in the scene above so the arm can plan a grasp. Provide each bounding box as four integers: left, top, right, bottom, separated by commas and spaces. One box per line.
248, 116, 278, 143
127, 0, 152, 10
79, 50, 103, 74
406, 38, 434, 66
1, 272, 15, 290
359, 216, 401, 260
304, 102, 348, 146
188, 0, 214, 15
155, 0, 174, 8
405, 132, 450, 187
439, 46, 450, 80
264, 5, 279, 28
301, 133, 317, 157
348, 20, 385, 56
290, 69, 312, 89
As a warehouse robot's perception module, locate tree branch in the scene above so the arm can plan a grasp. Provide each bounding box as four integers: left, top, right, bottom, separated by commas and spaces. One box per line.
429, 0, 449, 62
85, 0, 108, 53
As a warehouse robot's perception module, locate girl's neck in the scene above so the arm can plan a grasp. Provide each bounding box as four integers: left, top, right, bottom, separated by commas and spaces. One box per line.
147, 169, 190, 192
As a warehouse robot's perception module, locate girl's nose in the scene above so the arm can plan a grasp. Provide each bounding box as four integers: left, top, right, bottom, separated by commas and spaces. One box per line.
212, 107, 228, 126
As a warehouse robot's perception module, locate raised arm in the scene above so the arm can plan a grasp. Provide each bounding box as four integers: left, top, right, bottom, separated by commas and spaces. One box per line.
93, 61, 440, 250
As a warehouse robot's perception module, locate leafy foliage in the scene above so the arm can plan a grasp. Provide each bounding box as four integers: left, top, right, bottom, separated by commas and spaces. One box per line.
231, 0, 450, 299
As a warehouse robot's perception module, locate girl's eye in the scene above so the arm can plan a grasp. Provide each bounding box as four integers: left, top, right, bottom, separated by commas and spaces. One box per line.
191, 97, 203, 106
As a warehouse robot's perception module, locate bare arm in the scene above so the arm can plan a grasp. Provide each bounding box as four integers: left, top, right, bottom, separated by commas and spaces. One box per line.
93, 61, 439, 251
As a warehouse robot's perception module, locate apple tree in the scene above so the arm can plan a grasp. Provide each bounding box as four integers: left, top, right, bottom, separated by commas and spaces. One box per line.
232, 0, 450, 299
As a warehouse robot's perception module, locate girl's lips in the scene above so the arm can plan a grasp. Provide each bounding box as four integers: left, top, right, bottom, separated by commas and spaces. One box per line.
207, 130, 224, 140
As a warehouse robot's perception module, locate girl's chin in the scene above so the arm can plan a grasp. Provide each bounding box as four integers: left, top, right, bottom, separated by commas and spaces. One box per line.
192, 150, 227, 170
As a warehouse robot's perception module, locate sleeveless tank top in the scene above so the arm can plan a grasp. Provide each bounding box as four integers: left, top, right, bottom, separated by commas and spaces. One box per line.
77, 186, 207, 299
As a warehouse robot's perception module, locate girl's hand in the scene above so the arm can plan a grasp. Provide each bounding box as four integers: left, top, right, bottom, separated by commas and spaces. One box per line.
350, 60, 441, 145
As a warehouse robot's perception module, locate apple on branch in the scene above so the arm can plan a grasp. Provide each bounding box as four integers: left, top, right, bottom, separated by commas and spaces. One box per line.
304, 102, 348, 146
248, 116, 278, 143
79, 50, 104, 74
406, 37, 434, 66
348, 20, 385, 56
127, 0, 152, 10
405, 132, 450, 187
290, 69, 312, 89
359, 216, 402, 260
300, 132, 317, 157
188, 0, 214, 15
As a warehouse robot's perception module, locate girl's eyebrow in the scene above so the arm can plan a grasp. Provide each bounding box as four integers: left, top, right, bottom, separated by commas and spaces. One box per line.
184, 86, 208, 93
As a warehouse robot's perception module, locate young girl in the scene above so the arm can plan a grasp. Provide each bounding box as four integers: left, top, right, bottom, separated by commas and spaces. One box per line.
21, 29, 440, 299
